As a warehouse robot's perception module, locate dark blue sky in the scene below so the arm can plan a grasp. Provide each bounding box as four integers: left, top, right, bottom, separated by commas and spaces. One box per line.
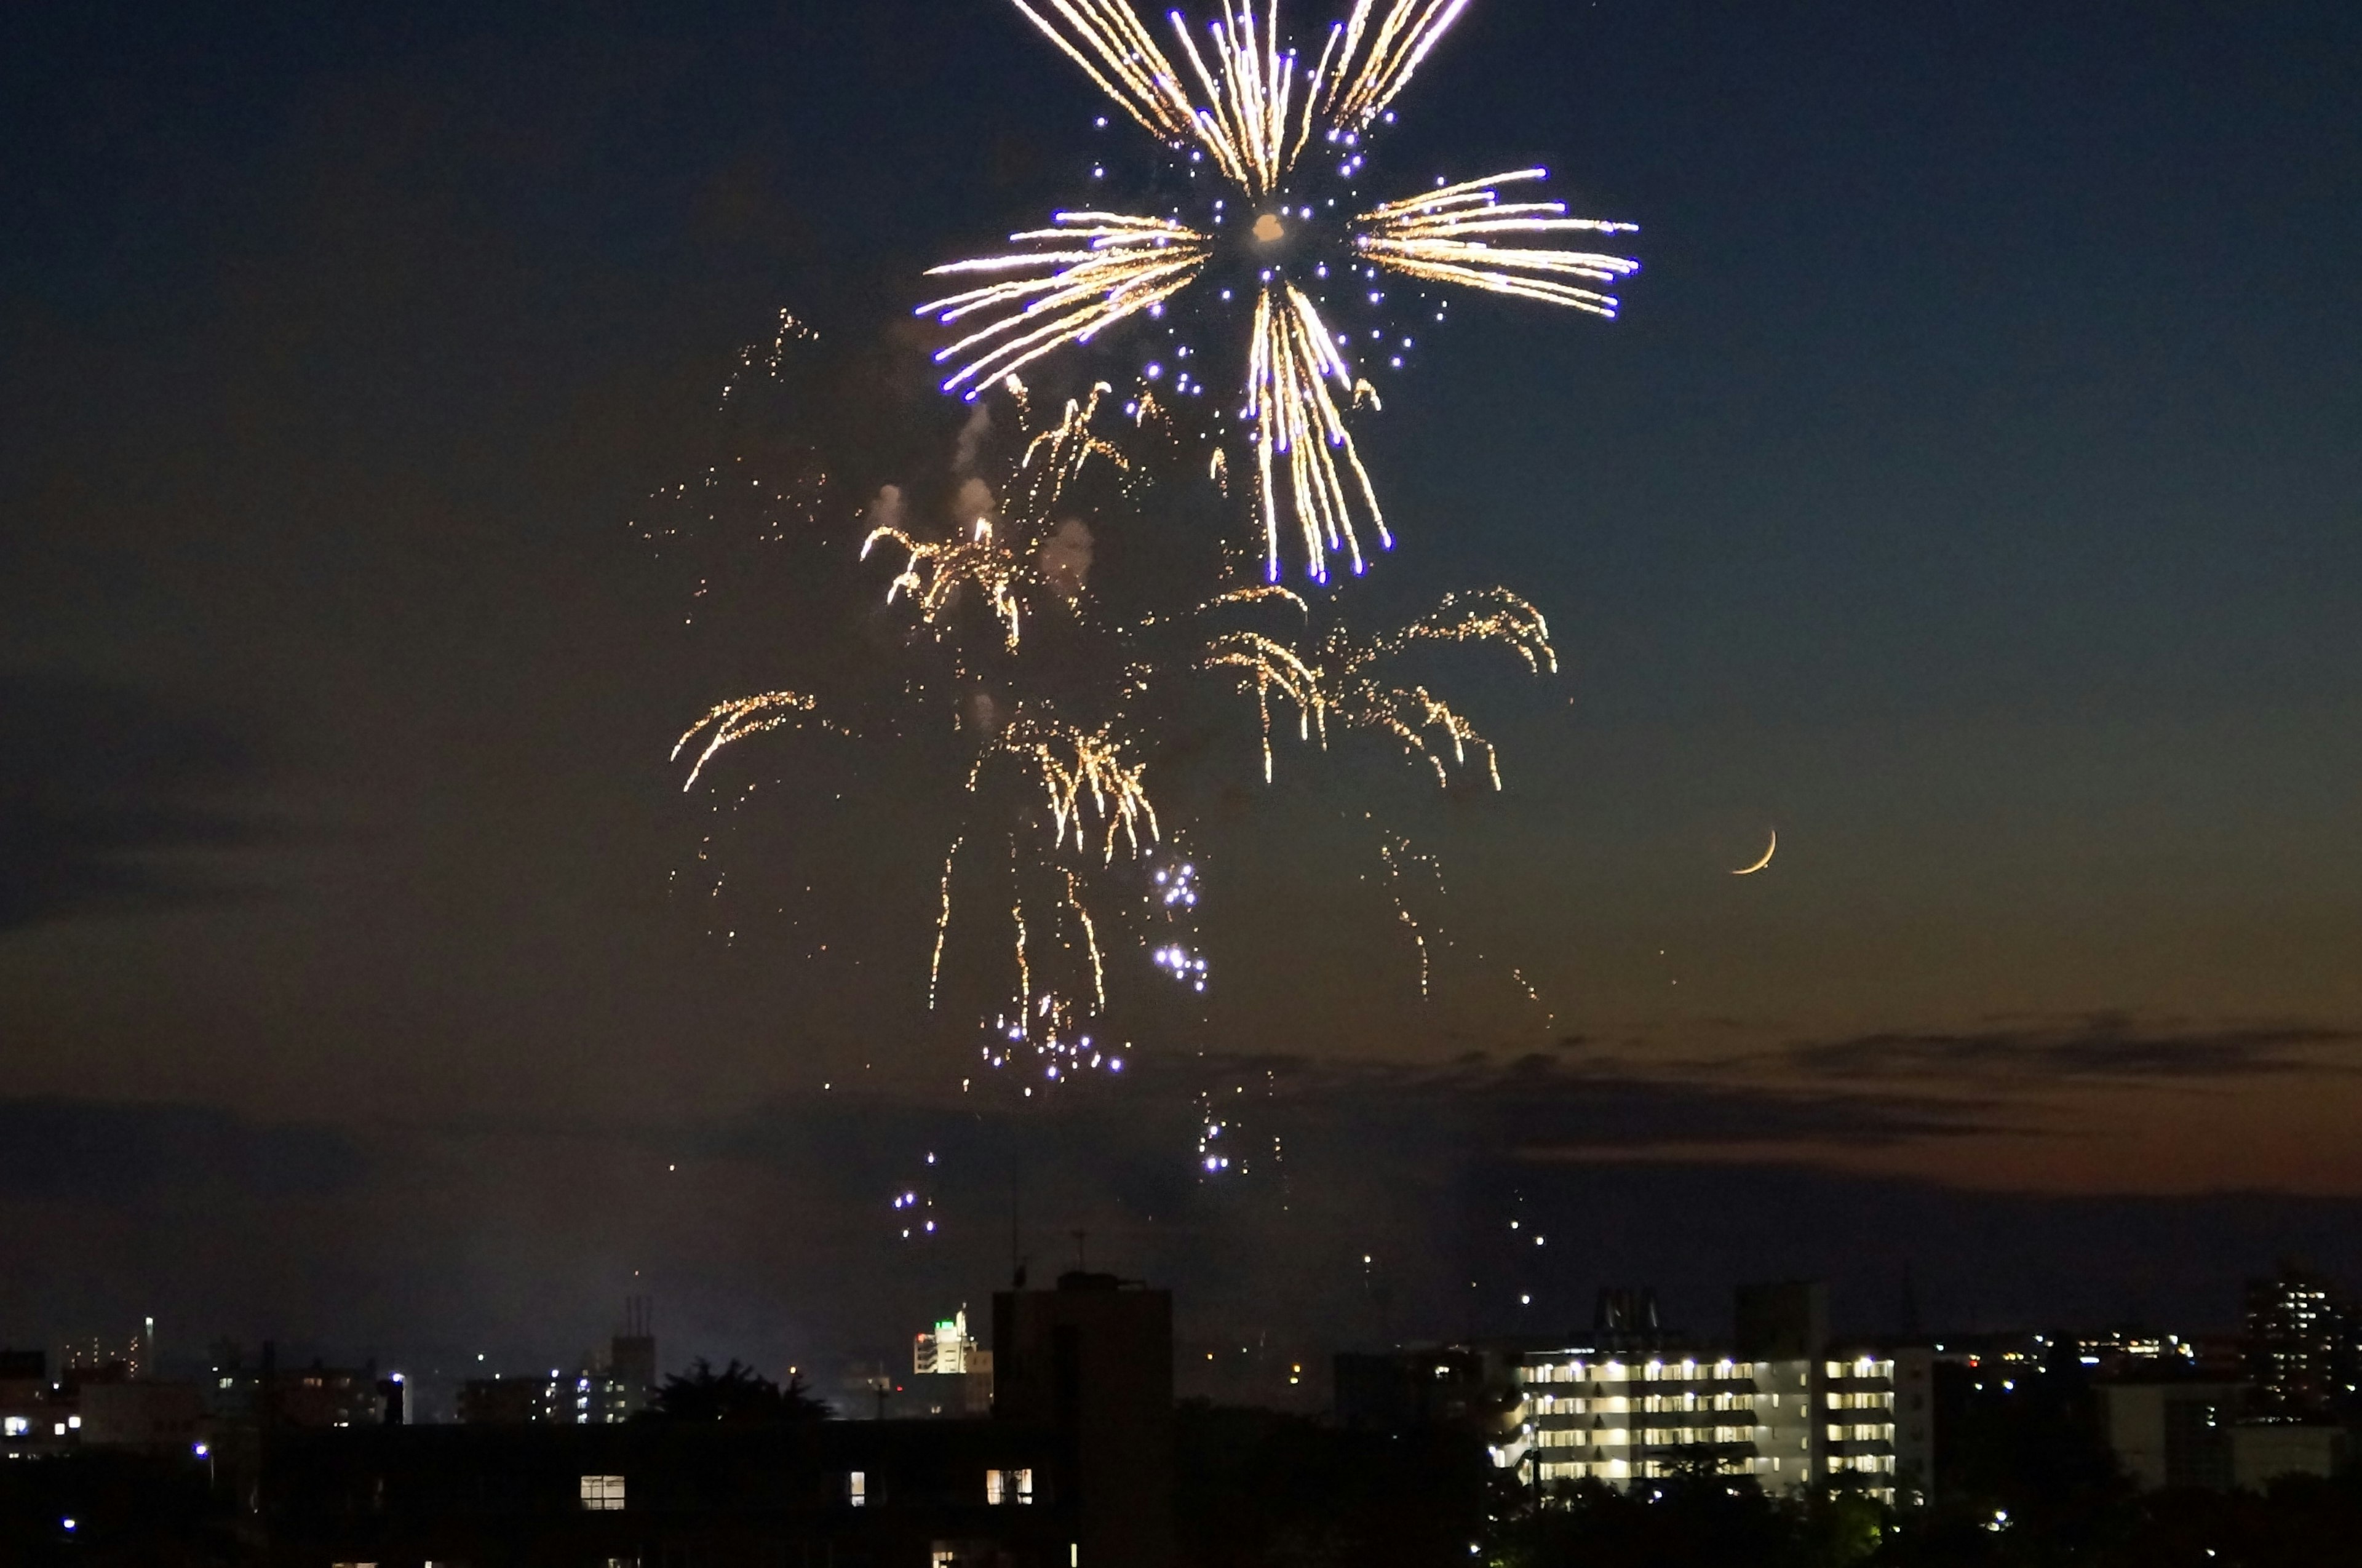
2, 0, 2359, 1391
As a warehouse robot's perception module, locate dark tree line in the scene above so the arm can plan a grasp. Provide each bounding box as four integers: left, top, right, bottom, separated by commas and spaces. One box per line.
647, 1356, 832, 1423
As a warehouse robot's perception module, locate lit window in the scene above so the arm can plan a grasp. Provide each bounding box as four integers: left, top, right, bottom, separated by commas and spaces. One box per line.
987, 1467, 1035, 1505
848, 1471, 867, 1507
579, 1474, 626, 1511
2, 1417, 24, 1437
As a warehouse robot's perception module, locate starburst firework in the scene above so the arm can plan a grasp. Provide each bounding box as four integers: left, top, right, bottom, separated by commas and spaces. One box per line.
920, 0, 1639, 582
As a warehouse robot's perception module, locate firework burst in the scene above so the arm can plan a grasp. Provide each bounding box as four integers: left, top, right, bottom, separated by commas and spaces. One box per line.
668, 350, 1557, 1115
921, 0, 1639, 582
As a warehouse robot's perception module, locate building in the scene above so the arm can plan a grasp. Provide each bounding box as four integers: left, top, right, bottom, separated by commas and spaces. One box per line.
0, 1345, 217, 1457
2097, 1379, 2245, 1491
74, 1379, 207, 1452
1332, 1283, 1931, 1503
459, 1315, 666, 1426
1517, 1348, 1927, 1500
1334, 1343, 1524, 1443
2099, 1376, 2355, 1492
258, 1417, 1077, 1567
2243, 1261, 2349, 1417
2075, 1326, 2198, 1377
993, 1270, 1177, 1568
207, 1344, 394, 1431
0, 1350, 71, 1455
1332, 1284, 1698, 1447
611, 1295, 659, 1415
1511, 1283, 1933, 1505
1892, 1342, 1935, 1499
910, 1307, 995, 1417
240, 1272, 1174, 1567
2229, 1421, 2350, 1489
59, 1319, 151, 1383
459, 1366, 641, 1426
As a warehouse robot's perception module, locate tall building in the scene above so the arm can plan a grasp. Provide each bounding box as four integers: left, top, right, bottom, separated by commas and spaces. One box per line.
610, 1295, 658, 1417
993, 1270, 1176, 1568
59, 1329, 145, 1383
2242, 1261, 2347, 1416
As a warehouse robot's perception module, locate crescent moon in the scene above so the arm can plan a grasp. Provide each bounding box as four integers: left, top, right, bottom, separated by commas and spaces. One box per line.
1732, 829, 1777, 876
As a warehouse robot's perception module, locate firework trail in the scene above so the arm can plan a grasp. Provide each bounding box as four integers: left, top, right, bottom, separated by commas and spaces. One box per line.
921, 0, 1639, 582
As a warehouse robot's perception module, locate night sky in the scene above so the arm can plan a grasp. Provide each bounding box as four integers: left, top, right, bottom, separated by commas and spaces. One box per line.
4, 0, 2360, 1406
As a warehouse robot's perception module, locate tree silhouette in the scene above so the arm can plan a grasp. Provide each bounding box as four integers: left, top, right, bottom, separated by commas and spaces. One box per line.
649, 1358, 831, 1423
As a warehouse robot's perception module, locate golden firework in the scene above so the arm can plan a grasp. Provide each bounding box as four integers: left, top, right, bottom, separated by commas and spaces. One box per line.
672, 691, 821, 791
860, 378, 1135, 649
921, 0, 1639, 581
1201, 586, 1555, 787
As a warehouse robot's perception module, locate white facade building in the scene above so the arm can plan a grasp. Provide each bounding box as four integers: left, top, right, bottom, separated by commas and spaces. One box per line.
915, 1309, 986, 1376
1511, 1347, 1930, 1504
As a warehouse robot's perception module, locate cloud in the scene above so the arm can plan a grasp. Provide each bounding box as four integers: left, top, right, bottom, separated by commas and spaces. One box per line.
0, 1097, 364, 1206
1198, 1051, 2005, 1155
1776, 1014, 2361, 1084
0, 670, 281, 933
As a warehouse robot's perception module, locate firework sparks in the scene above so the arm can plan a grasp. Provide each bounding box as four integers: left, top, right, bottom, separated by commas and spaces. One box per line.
1372, 819, 1441, 995
672, 691, 821, 790
925, 217, 1209, 397
865, 512, 1030, 648
861, 378, 1136, 650
1202, 586, 1554, 788
671, 361, 1557, 1113
955, 710, 1163, 866
922, 0, 1639, 581
1357, 172, 1637, 315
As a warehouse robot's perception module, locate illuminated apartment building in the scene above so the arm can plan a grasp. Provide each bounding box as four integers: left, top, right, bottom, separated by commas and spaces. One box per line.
2243, 1262, 2350, 1416
1509, 1283, 1933, 1503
